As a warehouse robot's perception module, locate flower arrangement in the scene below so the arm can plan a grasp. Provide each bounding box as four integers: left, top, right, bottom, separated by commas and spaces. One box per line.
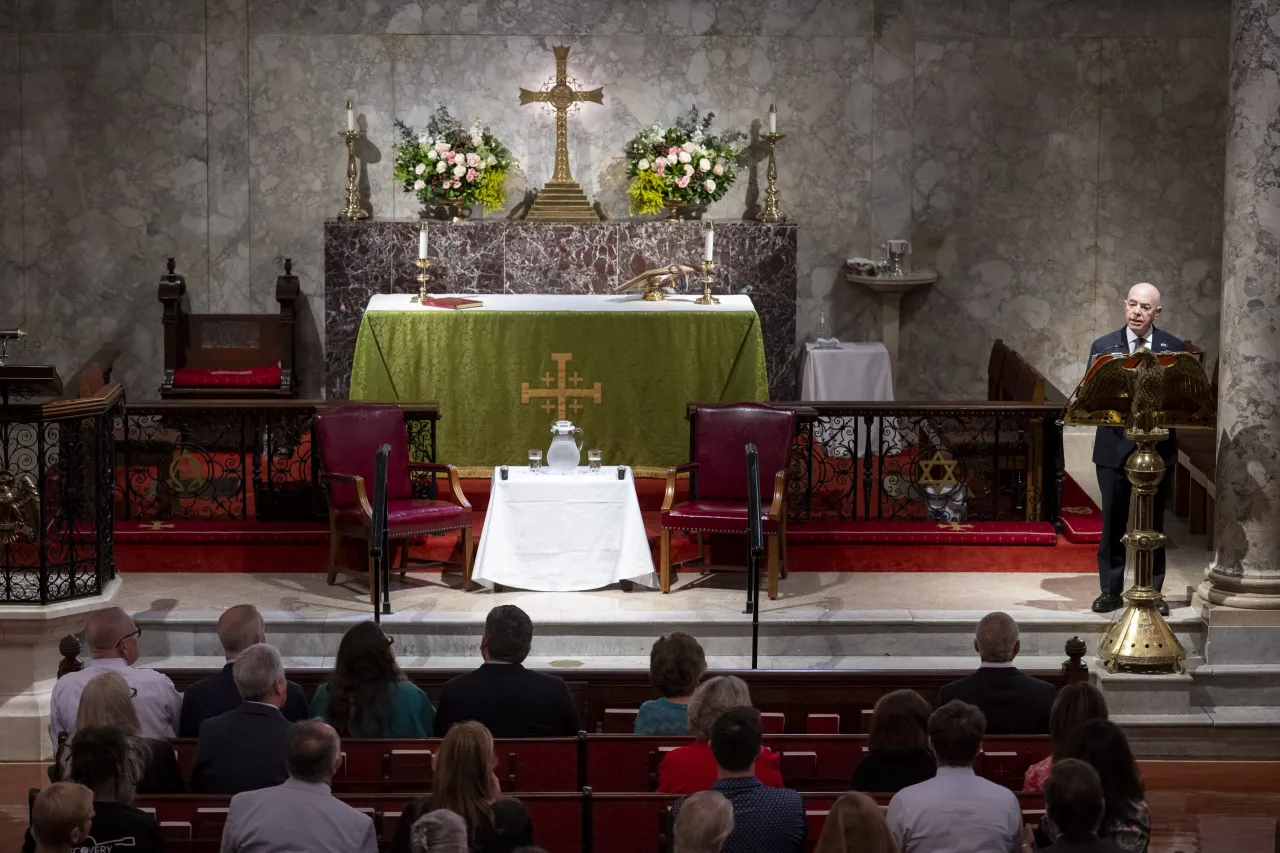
624, 106, 745, 217
392, 106, 514, 216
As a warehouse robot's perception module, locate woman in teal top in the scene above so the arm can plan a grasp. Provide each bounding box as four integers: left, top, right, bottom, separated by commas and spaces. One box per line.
310, 621, 435, 737
634, 632, 706, 735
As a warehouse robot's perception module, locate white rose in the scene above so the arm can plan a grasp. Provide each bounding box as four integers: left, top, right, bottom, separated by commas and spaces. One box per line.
435, 141, 451, 152
637, 158, 650, 171
684, 163, 694, 176
414, 162, 426, 175
470, 135, 483, 147
712, 162, 724, 176
487, 154, 497, 166
474, 158, 486, 169
682, 140, 696, 152
704, 178, 716, 193
678, 151, 691, 164
453, 163, 467, 177
427, 149, 439, 161
698, 158, 711, 172
436, 160, 447, 173
413, 179, 426, 191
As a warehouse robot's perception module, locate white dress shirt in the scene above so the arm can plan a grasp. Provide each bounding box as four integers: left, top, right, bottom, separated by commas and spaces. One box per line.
887, 765, 1022, 853
48, 657, 183, 746
1126, 326, 1151, 353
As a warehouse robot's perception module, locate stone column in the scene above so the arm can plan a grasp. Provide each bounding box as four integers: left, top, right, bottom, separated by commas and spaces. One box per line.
1198, 0, 1280, 608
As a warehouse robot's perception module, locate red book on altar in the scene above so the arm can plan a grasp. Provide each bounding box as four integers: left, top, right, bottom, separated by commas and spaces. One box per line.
423, 296, 483, 310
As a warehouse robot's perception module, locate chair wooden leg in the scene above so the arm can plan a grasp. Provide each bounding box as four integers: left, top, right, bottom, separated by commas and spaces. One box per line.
660, 530, 672, 593
399, 539, 410, 574
767, 534, 780, 600
462, 526, 475, 591
326, 525, 340, 587
779, 518, 790, 579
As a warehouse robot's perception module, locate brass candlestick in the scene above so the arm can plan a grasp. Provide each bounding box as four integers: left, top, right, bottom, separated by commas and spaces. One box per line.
760, 132, 787, 223
409, 258, 432, 303
339, 128, 367, 220
695, 259, 720, 305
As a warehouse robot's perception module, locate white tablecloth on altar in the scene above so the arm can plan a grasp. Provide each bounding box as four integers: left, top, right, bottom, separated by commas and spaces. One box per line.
472, 466, 658, 592
364, 293, 757, 313
801, 341, 897, 456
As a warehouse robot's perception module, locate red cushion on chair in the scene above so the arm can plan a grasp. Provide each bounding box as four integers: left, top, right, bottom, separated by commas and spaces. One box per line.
173, 365, 281, 388
692, 404, 796, 500
662, 500, 781, 534
315, 404, 415, 508
335, 498, 469, 537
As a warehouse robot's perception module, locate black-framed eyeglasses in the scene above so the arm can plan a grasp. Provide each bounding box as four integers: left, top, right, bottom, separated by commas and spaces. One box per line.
115, 627, 142, 648
129, 687, 138, 698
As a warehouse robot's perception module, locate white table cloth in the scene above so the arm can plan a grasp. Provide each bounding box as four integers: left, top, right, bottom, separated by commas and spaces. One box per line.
472, 465, 658, 591
363, 293, 757, 314
801, 341, 897, 456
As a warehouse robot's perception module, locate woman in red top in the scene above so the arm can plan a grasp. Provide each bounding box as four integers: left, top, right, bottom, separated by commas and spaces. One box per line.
656, 675, 783, 793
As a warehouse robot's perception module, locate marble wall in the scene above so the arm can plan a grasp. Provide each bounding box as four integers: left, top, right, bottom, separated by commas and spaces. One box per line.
0, 0, 1230, 400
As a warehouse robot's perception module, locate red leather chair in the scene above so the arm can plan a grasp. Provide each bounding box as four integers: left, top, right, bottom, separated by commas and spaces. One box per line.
316, 404, 473, 597
660, 403, 796, 599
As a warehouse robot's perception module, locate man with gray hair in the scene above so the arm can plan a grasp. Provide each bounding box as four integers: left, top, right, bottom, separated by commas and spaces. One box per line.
192, 643, 293, 794
221, 720, 377, 853
939, 612, 1054, 735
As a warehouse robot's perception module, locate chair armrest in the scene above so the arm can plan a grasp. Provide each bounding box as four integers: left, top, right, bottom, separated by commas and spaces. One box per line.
663, 462, 699, 512
407, 462, 471, 511
767, 469, 787, 522
319, 472, 372, 522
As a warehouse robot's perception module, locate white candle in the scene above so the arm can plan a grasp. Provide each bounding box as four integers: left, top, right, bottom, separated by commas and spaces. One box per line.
703, 226, 714, 262
419, 223, 428, 259
346, 99, 355, 131
768, 104, 777, 134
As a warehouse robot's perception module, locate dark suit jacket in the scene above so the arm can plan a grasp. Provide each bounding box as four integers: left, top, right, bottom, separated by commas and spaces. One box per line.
433, 662, 580, 738
180, 661, 309, 738
1087, 327, 1184, 469
939, 666, 1055, 735
191, 702, 293, 794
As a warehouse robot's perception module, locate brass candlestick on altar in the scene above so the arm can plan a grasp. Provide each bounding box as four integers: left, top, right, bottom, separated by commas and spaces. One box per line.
339, 118, 367, 220
409, 258, 432, 304
695, 260, 720, 305
1063, 348, 1216, 674
759, 131, 787, 223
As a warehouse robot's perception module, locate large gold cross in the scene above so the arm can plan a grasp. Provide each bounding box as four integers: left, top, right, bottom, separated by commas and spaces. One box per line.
521, 353, 601, 420
518, 45, 603, 184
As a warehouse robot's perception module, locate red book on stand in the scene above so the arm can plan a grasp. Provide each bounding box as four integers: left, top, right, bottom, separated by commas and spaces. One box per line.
423, 297, 483, 310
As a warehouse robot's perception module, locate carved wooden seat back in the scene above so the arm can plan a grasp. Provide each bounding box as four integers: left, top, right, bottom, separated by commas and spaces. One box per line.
158, 258, 301, 398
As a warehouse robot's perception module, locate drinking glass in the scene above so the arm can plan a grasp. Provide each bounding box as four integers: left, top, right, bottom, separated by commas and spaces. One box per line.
587, 449, 602, 472
528, 449, 542, 471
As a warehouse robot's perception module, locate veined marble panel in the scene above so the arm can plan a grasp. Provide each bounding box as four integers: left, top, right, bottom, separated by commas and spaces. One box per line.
206, 0, 251, 313
908, 0, 1008, 37
1097, 37, 1227, 358
0, 1, 15, 31
0, 34, 22, 331
13, 0, 109, 31
906, 37, 1102, 399
112, 0, 206, 32
19, 33, 208, 394
1010, 0, 1231, 39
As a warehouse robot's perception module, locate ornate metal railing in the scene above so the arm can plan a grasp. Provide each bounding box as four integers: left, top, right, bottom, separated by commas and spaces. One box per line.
115, 401, 440, 523
1, 385, 123, 604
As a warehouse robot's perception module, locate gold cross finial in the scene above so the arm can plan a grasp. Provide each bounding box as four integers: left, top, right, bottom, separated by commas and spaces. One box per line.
521, 353, 602, 420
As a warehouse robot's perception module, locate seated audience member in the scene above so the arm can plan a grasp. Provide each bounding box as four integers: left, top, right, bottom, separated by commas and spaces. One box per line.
393, 721, 534, 853
1023, 683, 1109, 792
1040, 759, 1128, 853
678, 706, 805, 853
68, 726, 161, 853
29, 783, 94, 853
851, 689, 936, 793
192, 643, 293, 794
433, 605, 578, 737
311, 620, 435, 737
813, 791, 900, 853
51, 671, 183, 794
410, 809, 468, 853
1035, 720, 1148, 852
658, 676, 783, 794
49, 607, 182, 745
179, 604, 309, 737
674, 790, 733, 853
221, 720, 377, 853
940, 612, 1054, 734
635, 632, 707, 734
886, 700, 1021, 853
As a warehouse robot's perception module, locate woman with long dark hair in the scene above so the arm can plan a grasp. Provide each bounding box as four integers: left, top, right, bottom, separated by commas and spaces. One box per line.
310, 621, 434, 737
1023, 683, 1109, 792
1035, 719, 1148, 851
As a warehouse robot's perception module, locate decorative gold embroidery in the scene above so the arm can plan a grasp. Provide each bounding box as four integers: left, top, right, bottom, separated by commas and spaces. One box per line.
138, 521, 175, 531
1061, 506, 1094, 515
521, 353, 601, 420
936, 522, 975, 532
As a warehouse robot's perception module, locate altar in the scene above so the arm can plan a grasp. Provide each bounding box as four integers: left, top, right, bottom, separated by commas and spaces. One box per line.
323, 219, 798, 400
348, 293, 768, 469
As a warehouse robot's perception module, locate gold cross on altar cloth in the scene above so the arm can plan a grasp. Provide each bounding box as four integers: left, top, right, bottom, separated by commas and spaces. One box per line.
521, 353, 601, 420
518, 46, 603, 185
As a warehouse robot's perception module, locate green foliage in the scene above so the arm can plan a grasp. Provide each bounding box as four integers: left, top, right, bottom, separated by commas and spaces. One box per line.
627, 170, 667, 216
474, 168, 508, 214
622, 105, 745, 213
391, 108, 515, 213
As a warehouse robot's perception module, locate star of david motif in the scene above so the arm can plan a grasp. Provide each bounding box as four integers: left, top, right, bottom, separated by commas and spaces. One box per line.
521, 353, 601, 420
917, 450, 959, 490
937, 522, 975, 532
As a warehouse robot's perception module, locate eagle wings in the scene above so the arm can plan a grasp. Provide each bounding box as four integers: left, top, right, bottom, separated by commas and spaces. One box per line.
1064, 350, 1215, 431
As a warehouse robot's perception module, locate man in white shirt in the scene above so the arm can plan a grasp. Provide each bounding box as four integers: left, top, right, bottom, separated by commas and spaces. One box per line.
887, 700, 1021, 853
48, 607, 182, 746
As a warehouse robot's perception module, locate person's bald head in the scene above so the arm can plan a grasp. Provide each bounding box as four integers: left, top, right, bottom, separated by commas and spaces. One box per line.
217, 605, 266, 659
974, 611, 1020, 663
1122, 283, 1162, 338
83, 608, 139, 664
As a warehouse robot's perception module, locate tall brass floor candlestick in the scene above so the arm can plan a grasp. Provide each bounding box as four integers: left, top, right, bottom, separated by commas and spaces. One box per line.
339, 129, 367, 220
759, 132, 787, 223
695, 259, 720, 305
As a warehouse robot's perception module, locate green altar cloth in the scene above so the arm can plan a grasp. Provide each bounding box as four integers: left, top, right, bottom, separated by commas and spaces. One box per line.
348, 294, 769, 470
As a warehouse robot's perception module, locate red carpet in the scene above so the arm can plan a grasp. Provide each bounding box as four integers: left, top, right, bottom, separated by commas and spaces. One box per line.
1060, 473, 1103, 544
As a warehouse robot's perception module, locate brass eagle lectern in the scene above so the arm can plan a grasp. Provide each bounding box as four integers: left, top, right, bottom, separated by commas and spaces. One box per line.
1064, 348, 1215, 673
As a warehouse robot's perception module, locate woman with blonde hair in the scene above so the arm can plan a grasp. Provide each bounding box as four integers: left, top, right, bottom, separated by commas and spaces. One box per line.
391, 722, 533, 853
813, 792, 899, 853
674, 790, 734, 853
52, 671, 183, 794
657, 675, 783, 793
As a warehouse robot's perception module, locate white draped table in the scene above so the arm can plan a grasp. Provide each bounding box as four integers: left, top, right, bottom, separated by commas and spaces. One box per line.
472, 466, 658, 591
801, 341, 897, 455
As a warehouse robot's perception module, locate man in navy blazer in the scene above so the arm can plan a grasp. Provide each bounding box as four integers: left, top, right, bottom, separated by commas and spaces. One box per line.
1086, 283, 1181, 615
179, 605, 308, 738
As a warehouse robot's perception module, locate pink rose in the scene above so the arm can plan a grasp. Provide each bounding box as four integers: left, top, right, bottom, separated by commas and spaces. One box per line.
466, 152, 480, 167
654, 161, 666, 175
712, 163, 724, 176
669, 147, 681, 158
466, 168, 478, 182
676, 175, 690, 188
